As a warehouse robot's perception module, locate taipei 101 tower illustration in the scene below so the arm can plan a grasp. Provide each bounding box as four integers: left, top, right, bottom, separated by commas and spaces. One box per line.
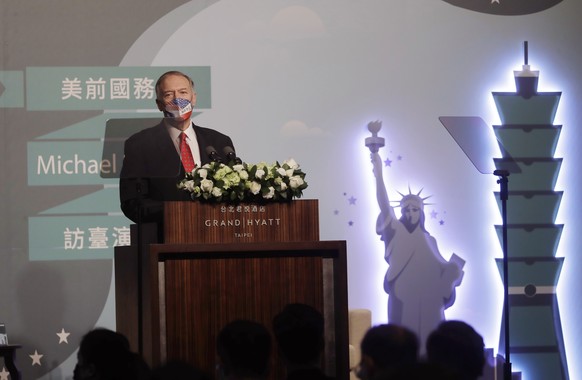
492, 42, 569, 380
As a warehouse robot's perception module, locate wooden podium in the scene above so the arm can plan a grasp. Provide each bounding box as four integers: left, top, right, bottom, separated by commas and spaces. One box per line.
114, 199, 349, 380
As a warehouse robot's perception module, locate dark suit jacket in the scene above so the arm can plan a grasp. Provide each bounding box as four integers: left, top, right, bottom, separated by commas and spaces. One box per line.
119, 121, 235, 223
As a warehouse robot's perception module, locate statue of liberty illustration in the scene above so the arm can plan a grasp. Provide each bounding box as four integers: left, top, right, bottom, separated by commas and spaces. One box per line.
366, 120, 465, 347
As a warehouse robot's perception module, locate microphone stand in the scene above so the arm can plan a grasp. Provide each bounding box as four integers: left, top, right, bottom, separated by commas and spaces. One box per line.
494, 169, 512, 380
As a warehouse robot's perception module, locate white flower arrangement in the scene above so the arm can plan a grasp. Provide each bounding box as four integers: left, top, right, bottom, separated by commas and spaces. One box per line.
177, 158, 308, 203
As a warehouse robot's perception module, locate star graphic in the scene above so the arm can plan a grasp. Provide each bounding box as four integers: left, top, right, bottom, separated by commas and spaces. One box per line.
57, 328, 71, 344
439, 219, 445, 226
0, 367, 10, 380
384, 158, 392, 167
333, 210, 339, 215
348, 196, 357, 205
348, 220, 354, 226
30, 350, 43, 366
430, 210, 438, 219
397, 155, 403, 161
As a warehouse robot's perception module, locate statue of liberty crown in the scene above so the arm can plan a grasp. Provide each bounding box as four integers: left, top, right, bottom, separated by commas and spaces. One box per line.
392, 186, 432, 210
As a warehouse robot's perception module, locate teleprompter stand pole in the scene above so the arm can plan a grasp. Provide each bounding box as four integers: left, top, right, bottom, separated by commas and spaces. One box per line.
494, 169, 512, 380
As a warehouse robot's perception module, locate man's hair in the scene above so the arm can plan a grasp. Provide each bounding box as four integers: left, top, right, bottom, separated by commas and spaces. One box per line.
217, 319, 272, 378
155, 70, 195, 100
360, 324, 418, 370
426, 320, 485, 380
272, 303, 325, 365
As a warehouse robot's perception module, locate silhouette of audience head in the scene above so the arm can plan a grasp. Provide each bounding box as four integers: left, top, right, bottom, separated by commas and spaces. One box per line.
380, 361, 458, 380
151, 360, 211, 380
426, 320, 485, 380
73, 327, 150, 380
356, 324, 418, 380
216, 319, 272, 380
272, 303, 325, 368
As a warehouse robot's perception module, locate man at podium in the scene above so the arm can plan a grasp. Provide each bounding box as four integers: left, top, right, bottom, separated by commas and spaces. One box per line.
119, 70, 236, 223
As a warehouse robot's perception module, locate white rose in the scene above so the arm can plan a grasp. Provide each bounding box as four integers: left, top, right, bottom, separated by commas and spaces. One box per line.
284, 158, 299, 170
263, 186, 275, 199
277, 167, 287, 177
184, 180, 196, 192
233, 164, 244, 172
200, 178, 214, 192
255, 169, 265, 179
286, 168, 294, 177
239, 170, 249, 180
280, 182, 288, 191
249, 181, 261, 195
212, 187, 223, 197
289, 176, 304, 189
198, 168, 208, 179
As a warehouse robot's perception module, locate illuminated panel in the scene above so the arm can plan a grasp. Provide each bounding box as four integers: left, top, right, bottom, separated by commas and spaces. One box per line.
491, 43, 569, 380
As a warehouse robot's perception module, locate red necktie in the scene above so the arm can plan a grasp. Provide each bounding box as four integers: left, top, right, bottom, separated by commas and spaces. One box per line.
179, 132, 196, 173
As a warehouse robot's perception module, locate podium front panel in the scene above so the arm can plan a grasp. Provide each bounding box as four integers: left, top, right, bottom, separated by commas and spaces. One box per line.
163, 199, 320, 243
144, 241, 348, 380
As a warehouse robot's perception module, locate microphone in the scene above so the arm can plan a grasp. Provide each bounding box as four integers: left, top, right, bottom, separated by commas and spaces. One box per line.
205, 146, 223, 163
223, 146, 242, 164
